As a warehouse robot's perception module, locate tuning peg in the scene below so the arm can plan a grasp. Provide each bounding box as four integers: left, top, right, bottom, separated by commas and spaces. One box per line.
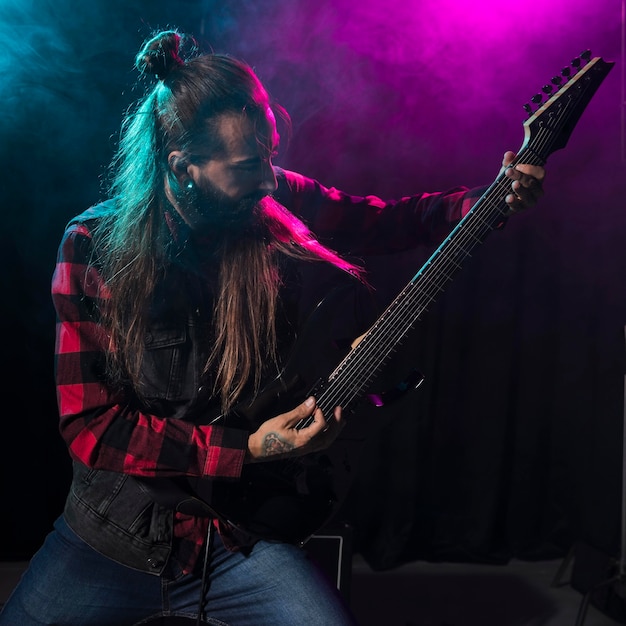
561, 66, 571, 78
531, 93, 543, 104
523, 103, 533, 116
580, 49, 591, 61
542, 84, 553, 94
572, 56, 581, 68
551, 75, 563, 86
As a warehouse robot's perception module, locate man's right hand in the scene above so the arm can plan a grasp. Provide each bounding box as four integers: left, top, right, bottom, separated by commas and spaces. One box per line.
245, 396, 343, 463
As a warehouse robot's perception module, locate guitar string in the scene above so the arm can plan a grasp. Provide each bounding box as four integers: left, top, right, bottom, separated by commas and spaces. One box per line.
298, 147, 542, 424
311, 118, 567, 419
334, 59, 607, 414
327, 123, 567, 411
297, 61, 596, 426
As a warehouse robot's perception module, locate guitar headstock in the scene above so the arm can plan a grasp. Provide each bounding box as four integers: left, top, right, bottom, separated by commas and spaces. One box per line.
519, 51, 614, 163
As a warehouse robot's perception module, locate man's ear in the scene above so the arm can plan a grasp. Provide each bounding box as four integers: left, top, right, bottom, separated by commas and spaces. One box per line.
167, 151, 189, 182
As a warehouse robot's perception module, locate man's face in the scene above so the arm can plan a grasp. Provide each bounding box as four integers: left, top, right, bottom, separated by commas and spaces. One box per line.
170, 109, 280, 233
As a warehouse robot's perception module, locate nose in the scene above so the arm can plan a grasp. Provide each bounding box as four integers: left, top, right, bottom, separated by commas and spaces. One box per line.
259, 161, 278, 194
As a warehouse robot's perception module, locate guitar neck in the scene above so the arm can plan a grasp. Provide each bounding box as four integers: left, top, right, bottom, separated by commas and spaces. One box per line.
306, 53, 614, 423
313, 167, 515, 418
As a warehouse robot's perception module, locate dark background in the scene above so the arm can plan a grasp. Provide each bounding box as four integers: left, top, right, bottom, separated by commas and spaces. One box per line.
1, 0, 625, 572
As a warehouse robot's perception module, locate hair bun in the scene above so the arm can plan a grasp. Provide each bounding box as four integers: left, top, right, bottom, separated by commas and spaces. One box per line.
135, 30, 197, 81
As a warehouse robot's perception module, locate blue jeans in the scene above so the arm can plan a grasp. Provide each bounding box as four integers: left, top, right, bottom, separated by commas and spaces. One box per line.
0, 515, 357, 625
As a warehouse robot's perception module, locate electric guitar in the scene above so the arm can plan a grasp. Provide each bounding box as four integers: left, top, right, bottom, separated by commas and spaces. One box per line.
141, 51, 614, 546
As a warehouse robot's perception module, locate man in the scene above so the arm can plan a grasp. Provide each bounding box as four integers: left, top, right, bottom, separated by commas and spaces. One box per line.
0, 29, 544, 625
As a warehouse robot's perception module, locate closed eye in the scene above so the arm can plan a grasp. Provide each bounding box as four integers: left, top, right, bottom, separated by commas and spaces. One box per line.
233, 151, 277, 171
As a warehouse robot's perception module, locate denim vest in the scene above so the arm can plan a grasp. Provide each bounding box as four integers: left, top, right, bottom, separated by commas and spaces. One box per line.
59, 198, 361, 574
64, 462, 175, 575
63, 220, 219, 575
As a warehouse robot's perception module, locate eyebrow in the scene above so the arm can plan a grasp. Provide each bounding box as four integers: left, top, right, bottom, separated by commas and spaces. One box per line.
232, 142, 279, 166
231, 155, 264, 166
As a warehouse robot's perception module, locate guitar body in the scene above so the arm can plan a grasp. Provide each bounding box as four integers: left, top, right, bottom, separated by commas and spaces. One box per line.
145, 284, 384, 544
208, 433, 364, 544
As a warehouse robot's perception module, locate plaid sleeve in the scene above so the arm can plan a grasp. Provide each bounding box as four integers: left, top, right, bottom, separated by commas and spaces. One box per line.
52, 222, 247, 479
275, 168, 488, 255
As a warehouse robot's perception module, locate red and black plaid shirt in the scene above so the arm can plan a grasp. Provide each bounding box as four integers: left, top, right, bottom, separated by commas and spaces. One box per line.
51, 168, 481, 572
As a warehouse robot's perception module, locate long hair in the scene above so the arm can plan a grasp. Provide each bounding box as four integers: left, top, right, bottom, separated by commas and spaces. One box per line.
93, 30, 364, 412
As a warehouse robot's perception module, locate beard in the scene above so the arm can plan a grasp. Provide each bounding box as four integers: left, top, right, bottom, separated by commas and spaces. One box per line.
179, 177, 267, 236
